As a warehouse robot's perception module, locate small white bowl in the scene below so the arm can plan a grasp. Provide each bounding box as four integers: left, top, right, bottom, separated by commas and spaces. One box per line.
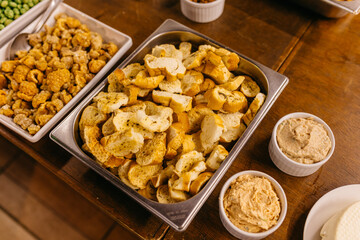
219, 170, 287, 240
269, 112, 335, 177
180, 0, 225, 23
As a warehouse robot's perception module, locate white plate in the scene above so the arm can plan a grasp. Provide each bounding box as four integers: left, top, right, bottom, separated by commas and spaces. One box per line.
303, 184, 360, 240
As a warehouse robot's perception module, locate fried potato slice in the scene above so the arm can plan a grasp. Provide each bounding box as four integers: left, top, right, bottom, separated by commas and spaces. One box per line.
101, 128, 144, 158
200, 114, 224, 154
175, 150, 205, 175
243, 93, 266, 126
189, 172, 213, 195
205, 145, 229, 171
136, 132, 166, 166
79, 105, 108, 140
118, 159, 139, 190
128, 162, 162, 189
222, 91, 248, 113
202, 52, 231, 84
144, 54, 186, 82
93, 92, 129, 114
156, 185, 177, 204
135, 101, 173, 132
240, 76, 261, 98
219, 76, 245, 91
151, 165, 175, 188
138, 181, 157, 201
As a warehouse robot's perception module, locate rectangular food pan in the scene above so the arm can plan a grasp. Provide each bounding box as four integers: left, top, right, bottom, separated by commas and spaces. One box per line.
290, 0, 360, 18
50, 19, 288, 231
0, 3, 132, 142
0, 0, 50, 47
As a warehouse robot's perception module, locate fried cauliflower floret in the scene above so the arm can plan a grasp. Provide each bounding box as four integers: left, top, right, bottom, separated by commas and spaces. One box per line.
65, 16, 81, 28
90, 32, 103, 50
21, 55, 36, 69
13, 65, 31, 83
73, 50, 89, 65
0, 74, 7, 89
72, 32, 91, 48
104, 42, 118, 56
27, 69, 44, 84
27, 124, 41, 135
47, 99, 64, 113
89, 59, 106, 73
36, 57, 48, 72
0, 105, 14, 117
17, 81, 39, 101
32, 90, 52, 108
28, 32, 42, 47
1, 61, 17, 72
13, 114, 33, 130
46, 69, 71, 92
35, 114, 54, 127
60, 90, 72, 104
0, 90, 7, 107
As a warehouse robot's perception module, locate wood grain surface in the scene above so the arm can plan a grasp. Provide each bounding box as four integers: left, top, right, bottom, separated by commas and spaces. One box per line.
0, 0, 359, 239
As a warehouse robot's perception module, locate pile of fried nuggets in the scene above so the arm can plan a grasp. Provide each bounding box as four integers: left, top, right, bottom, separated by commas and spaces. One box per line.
80, 43, 266, 203
0, 14, 118, 135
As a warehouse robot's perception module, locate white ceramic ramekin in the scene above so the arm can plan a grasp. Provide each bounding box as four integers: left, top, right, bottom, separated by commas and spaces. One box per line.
269, 112, 335, 177
219, 170, 287, 240
180, 0, 225, 23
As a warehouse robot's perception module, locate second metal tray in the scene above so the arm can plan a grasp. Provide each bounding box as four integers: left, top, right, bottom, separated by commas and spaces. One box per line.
290, 0, 360, 18
50, 19, 289, 231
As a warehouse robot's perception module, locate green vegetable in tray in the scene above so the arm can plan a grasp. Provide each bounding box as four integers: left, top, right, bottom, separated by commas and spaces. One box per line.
0, 0, 42, 31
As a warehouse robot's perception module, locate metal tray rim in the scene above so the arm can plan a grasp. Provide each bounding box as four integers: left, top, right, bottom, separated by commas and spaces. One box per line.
50, 19, 288, 231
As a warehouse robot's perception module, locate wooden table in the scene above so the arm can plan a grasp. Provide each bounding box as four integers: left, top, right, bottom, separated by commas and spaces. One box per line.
1, 0, 360, 239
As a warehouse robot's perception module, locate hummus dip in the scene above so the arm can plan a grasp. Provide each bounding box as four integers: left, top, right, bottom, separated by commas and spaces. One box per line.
223, 174, 281, 233
276, 117, 332, 164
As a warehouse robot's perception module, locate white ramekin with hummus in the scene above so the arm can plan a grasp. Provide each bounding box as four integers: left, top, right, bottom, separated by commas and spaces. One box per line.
269, 112, 335, 177
219, 170, 287, 240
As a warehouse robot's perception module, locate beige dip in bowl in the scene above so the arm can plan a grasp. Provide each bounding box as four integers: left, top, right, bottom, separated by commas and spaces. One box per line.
223, 174, 281, 233
276, 117, 332, 164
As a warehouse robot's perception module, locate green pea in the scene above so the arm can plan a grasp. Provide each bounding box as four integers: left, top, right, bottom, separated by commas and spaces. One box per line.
4, 9, 14, 19
19, 7, 25, 14
22, 3, 28, 10
33, 0, 38, 4
1, 1, 8, 7
8, 1, 16, 7
14, 14, 19, 19
0, 17, 5, 23
13, 7, 18, 14
4, 19, 12, 26
0, 24, 5, 30
23, 0, 29, 3
14, 0, 20, 3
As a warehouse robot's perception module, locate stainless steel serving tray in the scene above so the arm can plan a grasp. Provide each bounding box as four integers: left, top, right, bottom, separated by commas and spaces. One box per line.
290, 0, 360, 18
50, 19, 289, 231
0, 3, 132, 142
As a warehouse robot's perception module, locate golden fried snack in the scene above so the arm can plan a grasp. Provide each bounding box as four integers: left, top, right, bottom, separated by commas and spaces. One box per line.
78, 42, 267, 204
0, 14, 118, 135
